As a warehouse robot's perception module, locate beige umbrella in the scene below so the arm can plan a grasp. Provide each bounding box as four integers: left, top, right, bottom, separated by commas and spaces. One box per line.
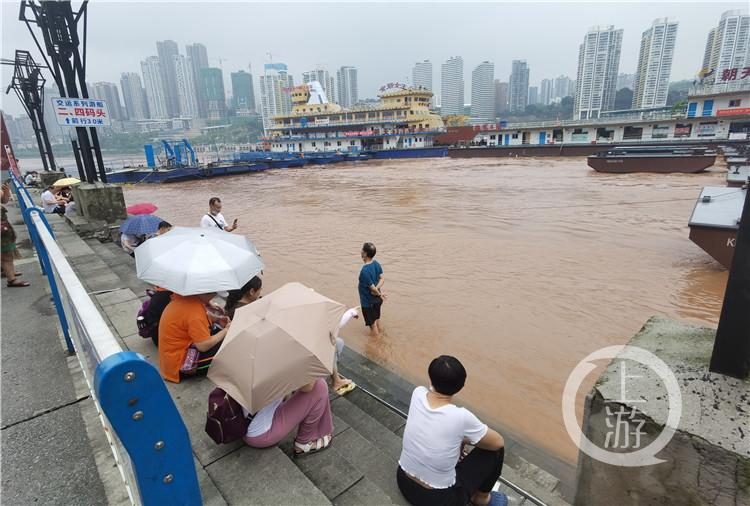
207, 282, 347, 413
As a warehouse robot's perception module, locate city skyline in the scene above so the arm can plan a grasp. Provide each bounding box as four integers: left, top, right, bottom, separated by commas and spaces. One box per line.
1, 1, 744, 117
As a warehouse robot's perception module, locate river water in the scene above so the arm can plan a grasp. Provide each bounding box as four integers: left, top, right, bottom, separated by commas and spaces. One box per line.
121, 156, 728, 465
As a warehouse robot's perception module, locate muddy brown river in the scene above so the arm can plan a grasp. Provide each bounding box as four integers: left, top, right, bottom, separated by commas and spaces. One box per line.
122, 156, 728, 465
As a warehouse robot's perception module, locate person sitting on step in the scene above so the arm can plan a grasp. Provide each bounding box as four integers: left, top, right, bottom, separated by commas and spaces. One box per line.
397, 355, 507, 506
158, 291, 230, 382
243, 378, 335, 458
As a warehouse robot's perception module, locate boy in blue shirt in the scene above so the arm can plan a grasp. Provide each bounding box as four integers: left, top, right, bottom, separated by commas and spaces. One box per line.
358, 242, 385, 337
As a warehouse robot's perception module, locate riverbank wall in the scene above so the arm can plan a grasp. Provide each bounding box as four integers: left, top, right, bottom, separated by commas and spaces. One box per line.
575, 316, 750, 505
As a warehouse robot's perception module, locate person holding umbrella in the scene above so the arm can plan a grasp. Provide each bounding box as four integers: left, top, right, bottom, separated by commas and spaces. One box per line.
158, 291, 231, 382
134, 227, 265, 382
119, 214, 164, 257
208, 282, 347, 456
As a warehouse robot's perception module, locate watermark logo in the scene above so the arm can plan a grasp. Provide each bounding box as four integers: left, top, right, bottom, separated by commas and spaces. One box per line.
562, 345, 682, 467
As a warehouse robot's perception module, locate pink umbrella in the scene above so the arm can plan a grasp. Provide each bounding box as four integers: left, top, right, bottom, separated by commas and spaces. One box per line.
126, 203, 158, 215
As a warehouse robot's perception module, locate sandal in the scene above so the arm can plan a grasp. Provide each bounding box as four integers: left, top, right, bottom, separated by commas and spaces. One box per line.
7, 279, 30, 287
334, 381, 356, 396
293, 434, 332, 458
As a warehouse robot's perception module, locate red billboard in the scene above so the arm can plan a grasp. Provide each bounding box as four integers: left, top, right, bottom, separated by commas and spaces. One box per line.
716, 108, 750, 117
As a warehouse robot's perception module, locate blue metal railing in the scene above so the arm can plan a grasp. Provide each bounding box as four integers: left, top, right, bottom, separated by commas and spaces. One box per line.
8, 172, 201, 506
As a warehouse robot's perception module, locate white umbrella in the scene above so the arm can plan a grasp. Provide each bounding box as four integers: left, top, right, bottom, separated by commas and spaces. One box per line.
135, 227, 264, 296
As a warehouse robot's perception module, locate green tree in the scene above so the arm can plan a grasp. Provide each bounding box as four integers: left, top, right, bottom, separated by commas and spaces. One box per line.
614, 88, 633, 109
667, 80, 693, 106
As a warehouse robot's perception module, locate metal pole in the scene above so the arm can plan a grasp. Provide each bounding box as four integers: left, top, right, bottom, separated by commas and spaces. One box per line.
28, 114, 49, 171
71, 139, 84, 180
710, 187, 750, 379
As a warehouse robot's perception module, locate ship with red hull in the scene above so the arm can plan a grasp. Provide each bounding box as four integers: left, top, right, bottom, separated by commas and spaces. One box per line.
587, 146, 716, 173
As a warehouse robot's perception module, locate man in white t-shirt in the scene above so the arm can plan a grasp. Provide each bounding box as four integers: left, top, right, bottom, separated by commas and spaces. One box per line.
200, 197, 238, 232
397, 355, 507, 506
40, 187, 67, 215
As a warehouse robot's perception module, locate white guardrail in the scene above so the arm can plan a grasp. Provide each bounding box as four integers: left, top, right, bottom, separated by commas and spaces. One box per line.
8, 168, 201, 506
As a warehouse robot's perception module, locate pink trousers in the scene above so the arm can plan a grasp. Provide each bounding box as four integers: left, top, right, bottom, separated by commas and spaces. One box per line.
243, 379, 333, 447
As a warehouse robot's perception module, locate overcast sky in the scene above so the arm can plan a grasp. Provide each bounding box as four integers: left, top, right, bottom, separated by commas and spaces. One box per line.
1, 1, 746, 116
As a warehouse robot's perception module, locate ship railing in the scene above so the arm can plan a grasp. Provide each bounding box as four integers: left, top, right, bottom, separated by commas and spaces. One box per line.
273, 117, 443, 130
497, 111, 685, 131
271, 128, 447, 141
689, 80, 750, 97
7, 172, 201, 506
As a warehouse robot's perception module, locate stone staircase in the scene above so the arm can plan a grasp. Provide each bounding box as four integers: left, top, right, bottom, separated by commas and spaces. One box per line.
48, 214, 571, 506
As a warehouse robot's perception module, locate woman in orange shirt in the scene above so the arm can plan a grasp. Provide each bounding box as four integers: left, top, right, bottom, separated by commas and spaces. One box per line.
158, 292, 230, 383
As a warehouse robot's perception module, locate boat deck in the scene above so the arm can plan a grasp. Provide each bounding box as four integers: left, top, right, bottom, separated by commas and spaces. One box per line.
727, 165, 750, 187
689, 187, 745, 230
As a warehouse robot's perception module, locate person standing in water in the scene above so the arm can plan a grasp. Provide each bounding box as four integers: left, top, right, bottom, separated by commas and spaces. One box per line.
358, 242, 385, 337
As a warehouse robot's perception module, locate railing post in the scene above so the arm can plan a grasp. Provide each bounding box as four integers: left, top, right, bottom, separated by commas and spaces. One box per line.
95, 352, 202, 506
23, 207, 74, 353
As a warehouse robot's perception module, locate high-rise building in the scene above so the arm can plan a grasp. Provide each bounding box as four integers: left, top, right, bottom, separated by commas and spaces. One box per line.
509, 60, 530, 113
494, 80, 508, 115
470, 61, 495, 120
554, 75, 572, 99
201, 67, 226, 120
632, 18, 678, 109
701, 10, 750, 81
259, 63, 294, 130
231, 70, 256, 113
528, 86, 539, 106
186, 43, 210, 117
573, 25, 623, 120
120, 72, 149, 120
174, 55, 199, 118
156, 40, 181, 117
540, 78, 554, 105
89, 82, 124, 120
336, 66, 358, 107
141, 56, 168, 119
302, 68, 335, 103
412, 60, 433, 107
440, 56, 464, 116
702, 28, 717, 72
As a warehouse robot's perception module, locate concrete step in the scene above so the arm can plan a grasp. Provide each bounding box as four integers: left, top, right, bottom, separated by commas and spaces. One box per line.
48, 215, 572, 506
329, 396, 409, 505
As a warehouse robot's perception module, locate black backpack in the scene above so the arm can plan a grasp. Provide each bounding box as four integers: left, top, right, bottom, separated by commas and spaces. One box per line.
136, 289, 172, 346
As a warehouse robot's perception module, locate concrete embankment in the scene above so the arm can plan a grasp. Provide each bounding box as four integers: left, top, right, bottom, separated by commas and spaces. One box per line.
576, 316, 750, 505
1, 193, 572, 505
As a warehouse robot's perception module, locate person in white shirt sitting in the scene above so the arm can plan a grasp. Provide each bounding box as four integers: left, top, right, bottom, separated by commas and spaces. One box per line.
397, 355, 507, 506
40, 186, 67, 215
200, 197, 238, 232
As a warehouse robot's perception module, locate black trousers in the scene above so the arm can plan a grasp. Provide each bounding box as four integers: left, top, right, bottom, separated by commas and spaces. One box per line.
396, 447, 505, 506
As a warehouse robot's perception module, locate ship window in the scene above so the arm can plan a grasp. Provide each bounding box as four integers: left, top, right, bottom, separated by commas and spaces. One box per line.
729, 100, 742, 107
312, 142, 316, 147
337, 141, 342, 146
350, 141, 355, 145
512, 133, 519, 139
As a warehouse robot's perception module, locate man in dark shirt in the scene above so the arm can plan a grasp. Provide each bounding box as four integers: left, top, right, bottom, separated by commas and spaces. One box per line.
358, 242, 385, 337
